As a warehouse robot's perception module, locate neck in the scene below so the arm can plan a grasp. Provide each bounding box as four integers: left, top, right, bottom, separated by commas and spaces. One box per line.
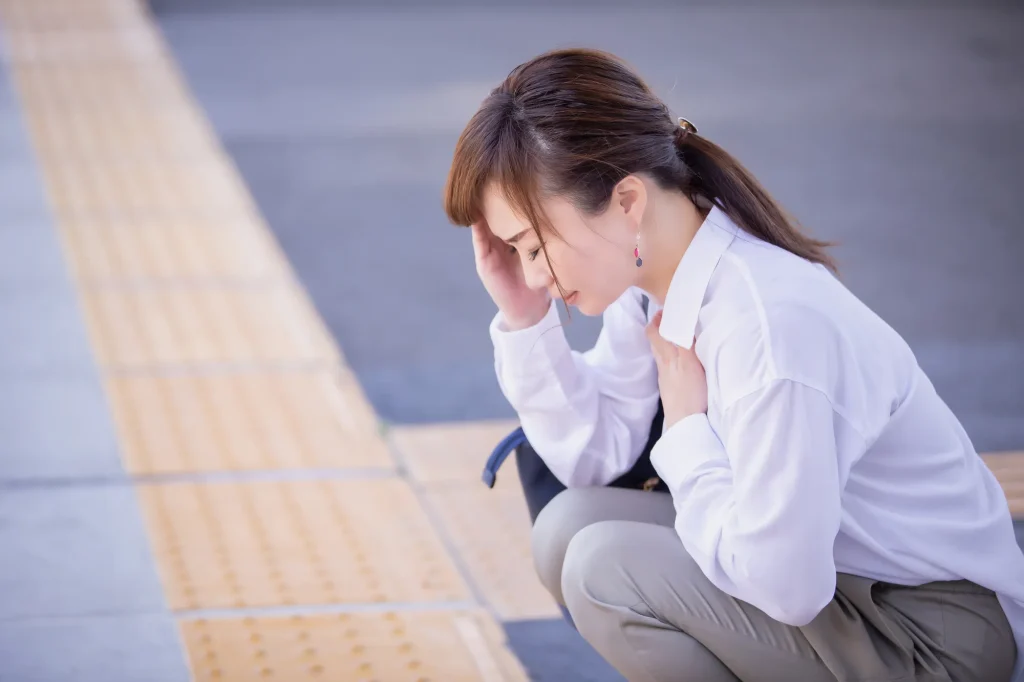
636, 190, 708, 305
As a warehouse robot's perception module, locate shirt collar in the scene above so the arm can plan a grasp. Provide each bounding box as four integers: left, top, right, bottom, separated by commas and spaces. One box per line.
657, 205, 740, 349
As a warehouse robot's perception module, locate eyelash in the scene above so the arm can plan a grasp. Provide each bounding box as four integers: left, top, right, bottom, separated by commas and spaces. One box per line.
510, 246, 541, 262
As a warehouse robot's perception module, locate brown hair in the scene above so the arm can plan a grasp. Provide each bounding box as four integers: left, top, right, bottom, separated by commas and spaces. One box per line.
443, 47, 836, 296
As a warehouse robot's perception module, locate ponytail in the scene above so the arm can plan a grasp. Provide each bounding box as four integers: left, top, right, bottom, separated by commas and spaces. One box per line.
444, 48, 837, 277
675, 127, 838, 274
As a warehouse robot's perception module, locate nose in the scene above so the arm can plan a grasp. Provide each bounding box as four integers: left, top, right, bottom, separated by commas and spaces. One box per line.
523, 258, 554, 293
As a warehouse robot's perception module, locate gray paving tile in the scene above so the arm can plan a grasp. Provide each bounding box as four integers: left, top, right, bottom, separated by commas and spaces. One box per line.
0, 613, 190, 682
0, 376, 124, 481
0, 486, 169, 619
0, 224, 72, 288
0, 288, 98, 377
159, 5, 1024, 437
0, 148, 53, 228
914, 341, 1024, 453
0, 61, 30, 156
504, 618, 624, 682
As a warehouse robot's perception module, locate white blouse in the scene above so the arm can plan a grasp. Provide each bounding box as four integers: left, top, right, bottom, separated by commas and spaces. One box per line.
489, 206, 1024, 678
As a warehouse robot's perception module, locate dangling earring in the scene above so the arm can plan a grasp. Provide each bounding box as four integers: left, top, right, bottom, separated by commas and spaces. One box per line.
634, 232, 643, 267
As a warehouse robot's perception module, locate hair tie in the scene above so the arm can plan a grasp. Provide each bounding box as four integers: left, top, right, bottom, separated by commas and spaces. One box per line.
677, 117, 698, 136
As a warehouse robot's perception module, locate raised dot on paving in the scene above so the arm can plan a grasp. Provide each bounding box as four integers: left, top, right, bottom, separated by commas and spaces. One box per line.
106, 371, 390, 474
0, 0, 148, 31
389, 420, 522, 487
180, 610, 528, 682
78, 283, 340, 369
59, 216, 284, 282
425, 484, 560, 621
33, 158, 254, 221
139, 479, 471, 610
389, 422, 560, 620
982, 452, 1024, 516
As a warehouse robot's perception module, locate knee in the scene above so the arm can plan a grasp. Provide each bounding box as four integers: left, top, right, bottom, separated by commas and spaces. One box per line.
531, 488, 601, 604
560, 521, 631, 608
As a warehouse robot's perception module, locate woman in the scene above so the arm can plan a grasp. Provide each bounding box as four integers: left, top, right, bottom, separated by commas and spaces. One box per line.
443, 48, 1023, 682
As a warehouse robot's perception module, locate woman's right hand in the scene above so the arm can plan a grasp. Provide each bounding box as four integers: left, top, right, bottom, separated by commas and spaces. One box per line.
472, 221, 551, 330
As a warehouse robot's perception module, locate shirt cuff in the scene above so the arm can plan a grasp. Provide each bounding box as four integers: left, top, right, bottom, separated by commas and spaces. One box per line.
650, 413, 727, 491
489, 299, 571, 375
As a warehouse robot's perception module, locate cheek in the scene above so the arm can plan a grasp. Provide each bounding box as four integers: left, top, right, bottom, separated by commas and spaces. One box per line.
546, 243, 589, 286
544, 229, 629, 296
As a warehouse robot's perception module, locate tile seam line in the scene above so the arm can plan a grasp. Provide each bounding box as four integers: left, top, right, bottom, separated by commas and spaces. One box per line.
0, 600, 484, 625
1, 39, 364, 421
0, 10, 525, 682
384, 435, 501, 621
175, 600, 482, 620
0, 49, 354, 402
0, 0, 440, 636
0, 468, 402, 489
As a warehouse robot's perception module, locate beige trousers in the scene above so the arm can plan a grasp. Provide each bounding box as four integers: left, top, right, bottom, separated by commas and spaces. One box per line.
532, 487, 1017, 682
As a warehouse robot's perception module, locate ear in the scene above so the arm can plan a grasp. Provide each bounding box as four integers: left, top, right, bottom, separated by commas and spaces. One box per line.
613, 175, 648, 228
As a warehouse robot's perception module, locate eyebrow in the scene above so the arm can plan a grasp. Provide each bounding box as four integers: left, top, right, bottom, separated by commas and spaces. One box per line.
506, 228, 531, 244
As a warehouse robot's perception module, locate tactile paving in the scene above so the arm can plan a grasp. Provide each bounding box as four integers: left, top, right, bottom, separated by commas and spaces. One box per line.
390, 422, 558, 619
424, 484, 560, 621
982, 452, 1024, 516
16, 94, 216, 162
79, 283, 340, 369
0, 0, 145, 32
10, 59, 191, 103
1, 28, 166, 64
59, 217, 282, 282
389, 420, 522, 488
107, 371, 390, 474
139, 479, 470, 610
180, 609, 528, 682
36, 159, 254, 220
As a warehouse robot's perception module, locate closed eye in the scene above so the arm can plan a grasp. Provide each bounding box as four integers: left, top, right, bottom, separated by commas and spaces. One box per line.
509, 245, 542, 262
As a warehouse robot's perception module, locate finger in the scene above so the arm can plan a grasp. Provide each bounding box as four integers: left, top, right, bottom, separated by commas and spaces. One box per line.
681, 338, 704, 367
471, 222, 491, 258
645, 319, 671, 364
645, 309, 665, 342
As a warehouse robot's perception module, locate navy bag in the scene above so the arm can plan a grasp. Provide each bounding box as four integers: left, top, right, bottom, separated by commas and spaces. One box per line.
481, 295, 668, 524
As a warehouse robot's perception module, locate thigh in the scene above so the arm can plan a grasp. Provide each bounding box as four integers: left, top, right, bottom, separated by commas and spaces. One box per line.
531, 487, 675, 605
562, 520, 840, 682
881, 581, 1016, 682
532, 487, 675, 567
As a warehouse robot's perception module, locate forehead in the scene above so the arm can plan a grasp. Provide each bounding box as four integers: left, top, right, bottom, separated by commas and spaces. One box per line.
481, 183, 529, 241
481, 183, 579, 241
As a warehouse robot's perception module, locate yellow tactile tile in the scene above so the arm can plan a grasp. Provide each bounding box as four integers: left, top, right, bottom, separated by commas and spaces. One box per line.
181, 610, 528, 682
107, 372, 390, 474
389, 420, 522, 487
79, 283, 340, 369
59, 217, 282, 281
36, 159, 254, 220
22, 107, 217, 163
0, 23, 169, 64
0, 0, 146, 31
11, 63, 186, 103
982, 452, 1024, 517
140, 479, 471, 610
390, 422, 558, 619
425, 484, 560, 621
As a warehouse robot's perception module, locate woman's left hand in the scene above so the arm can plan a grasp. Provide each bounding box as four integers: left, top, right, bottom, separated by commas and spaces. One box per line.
646, 310, 709, 429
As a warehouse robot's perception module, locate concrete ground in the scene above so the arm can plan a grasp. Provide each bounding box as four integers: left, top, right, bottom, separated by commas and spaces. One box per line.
152, 0, 1024, 442
0, 1, 1020, 680
149, 1, 1023, 679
